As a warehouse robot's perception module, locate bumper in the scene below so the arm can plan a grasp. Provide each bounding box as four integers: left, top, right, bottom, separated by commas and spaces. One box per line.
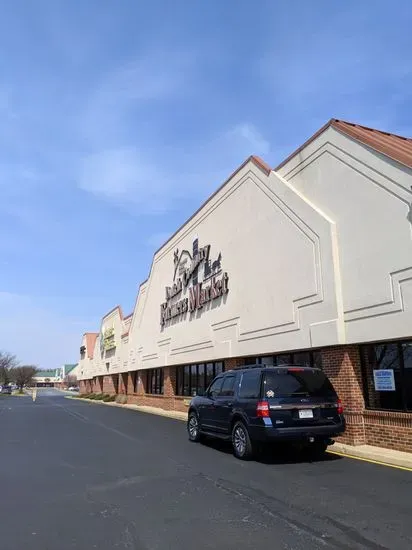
249, 421, 346, 442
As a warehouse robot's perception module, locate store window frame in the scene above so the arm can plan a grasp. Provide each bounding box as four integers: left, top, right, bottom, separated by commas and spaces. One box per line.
360, 340, 412, 413
145, 368, 164, 395
175, 361, 224, 397
243, 349, 322, 370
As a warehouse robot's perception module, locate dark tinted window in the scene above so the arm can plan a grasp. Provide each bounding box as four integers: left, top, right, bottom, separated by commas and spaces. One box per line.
360, 342, 408, 411
239, 371, 261, 399
145, 368, 164, 395
176, 362, 225, 396
292, 352, 311, 368
208, 377, 223, 397
220, 376, 236, 397
264, 369, 335, 398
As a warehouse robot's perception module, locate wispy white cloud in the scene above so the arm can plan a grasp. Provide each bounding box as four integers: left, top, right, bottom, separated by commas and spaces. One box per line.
79, 148, 160, 199
77, 121, 272, 211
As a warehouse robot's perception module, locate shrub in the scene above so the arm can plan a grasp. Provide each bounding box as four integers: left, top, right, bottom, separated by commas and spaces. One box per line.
87, 394, 96, 400
115, 394, 128, 404
93, 393, 104, 400
102, 394, 115, 402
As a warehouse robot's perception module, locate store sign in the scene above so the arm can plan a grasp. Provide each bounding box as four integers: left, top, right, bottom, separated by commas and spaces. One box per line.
373, 369, 396, 391
100, 327, 116, 354
160, 238, 229, 327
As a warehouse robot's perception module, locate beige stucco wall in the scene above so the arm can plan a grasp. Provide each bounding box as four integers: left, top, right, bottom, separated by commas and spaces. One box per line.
127, 159, 343, 370
78, 334, 92, 380
277, 126, 412, 344
79, 127, 412, 377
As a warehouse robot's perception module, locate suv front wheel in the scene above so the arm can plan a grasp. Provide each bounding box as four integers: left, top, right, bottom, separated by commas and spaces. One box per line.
187, 411, 201, 442
232, 421, 253, 460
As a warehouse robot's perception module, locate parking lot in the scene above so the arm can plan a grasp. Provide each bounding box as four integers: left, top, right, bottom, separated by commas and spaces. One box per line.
0, 390, 411, 550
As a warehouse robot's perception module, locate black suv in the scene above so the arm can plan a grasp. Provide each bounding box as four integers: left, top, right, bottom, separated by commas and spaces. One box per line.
187, 365, 345, 459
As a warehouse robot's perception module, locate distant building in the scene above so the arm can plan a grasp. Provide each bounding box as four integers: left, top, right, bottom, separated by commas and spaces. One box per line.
34, 370, 58, 387
34, 364, 79, 388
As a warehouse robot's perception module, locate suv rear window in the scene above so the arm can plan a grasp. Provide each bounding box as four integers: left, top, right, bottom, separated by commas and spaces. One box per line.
264, 369, 336, 398
239, 370, 261, 399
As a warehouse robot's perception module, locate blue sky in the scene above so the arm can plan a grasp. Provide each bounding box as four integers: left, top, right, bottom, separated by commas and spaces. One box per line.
0, 0, 411, 368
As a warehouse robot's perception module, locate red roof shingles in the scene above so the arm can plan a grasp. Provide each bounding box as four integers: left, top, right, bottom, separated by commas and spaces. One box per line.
275, 118, 412, 171
332, 120, 412, 170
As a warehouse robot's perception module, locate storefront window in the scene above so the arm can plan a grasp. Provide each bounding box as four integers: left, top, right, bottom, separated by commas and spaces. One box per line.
131, 371, 137, 393
360, 341, 412, 412
205, 363, 215, 389
145, 368, 164, 395
403, 342, 412, 410
243, 350, 322, 369
175, 361, 225, 396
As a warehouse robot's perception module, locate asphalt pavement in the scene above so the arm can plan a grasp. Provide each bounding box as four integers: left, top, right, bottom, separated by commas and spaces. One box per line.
0, 389, 411, 550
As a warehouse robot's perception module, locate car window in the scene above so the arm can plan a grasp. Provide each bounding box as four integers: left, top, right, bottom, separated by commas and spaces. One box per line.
264, 369, 336, 398
208, 377, 223, 398
238, 370, 261, 399
220, 376, 236, 397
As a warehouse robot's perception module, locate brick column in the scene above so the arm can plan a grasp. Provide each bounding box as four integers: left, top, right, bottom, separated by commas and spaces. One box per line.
119, 372, 128, 395
127, 372, 136, 394
163, 366, 175, 410
103, 375, 116, 395
321, 345, 366, 445
92, 377, 100, 393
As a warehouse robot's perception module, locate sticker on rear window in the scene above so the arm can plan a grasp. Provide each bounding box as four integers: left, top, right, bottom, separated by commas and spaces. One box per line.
266, 390, 275, 398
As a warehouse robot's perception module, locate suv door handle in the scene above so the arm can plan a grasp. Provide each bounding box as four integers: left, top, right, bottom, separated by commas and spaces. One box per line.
226, 401, 233, 407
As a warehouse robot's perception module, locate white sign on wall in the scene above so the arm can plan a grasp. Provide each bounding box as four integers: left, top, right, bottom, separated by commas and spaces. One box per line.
373, 369, 396, 391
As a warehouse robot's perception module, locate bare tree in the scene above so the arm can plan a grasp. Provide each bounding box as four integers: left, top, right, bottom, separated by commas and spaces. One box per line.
11, 366, 38, 391
0, 352, 18, 386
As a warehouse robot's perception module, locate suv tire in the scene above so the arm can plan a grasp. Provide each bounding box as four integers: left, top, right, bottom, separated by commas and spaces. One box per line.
187, 411, 201, 442
232, 421, 253, 460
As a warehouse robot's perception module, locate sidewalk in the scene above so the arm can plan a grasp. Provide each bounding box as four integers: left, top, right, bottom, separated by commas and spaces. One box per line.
69, 397, 412, 470
329, 442, 412, 470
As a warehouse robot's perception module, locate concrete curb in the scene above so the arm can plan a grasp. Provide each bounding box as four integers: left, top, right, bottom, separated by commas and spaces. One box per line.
67, 397, 189, 421
329, 442, 412, 470
71, 397, 412, 470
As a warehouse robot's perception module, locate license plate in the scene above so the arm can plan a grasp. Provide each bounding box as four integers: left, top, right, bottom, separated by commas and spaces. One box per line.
299, 409, 313, 419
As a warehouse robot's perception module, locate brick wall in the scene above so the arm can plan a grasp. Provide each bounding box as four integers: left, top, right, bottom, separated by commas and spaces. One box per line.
102, 375, 117, 395
321, 345, 366, 445
126, 367, 186, 411
363, 410, 412, 453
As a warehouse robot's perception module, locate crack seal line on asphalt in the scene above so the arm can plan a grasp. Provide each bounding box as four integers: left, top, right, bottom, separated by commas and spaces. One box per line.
205, 475, 390, 550
327, 450, 412, 472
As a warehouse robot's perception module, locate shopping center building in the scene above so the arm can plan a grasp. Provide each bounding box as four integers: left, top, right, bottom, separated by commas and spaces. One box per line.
78, 119, 412, 453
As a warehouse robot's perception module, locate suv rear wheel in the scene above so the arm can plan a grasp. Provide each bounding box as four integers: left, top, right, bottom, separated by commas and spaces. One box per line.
232, 421, 253, 460
187, 411, 201, 442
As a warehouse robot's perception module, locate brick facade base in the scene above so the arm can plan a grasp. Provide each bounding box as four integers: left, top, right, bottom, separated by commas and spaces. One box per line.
79, 346, 412, 454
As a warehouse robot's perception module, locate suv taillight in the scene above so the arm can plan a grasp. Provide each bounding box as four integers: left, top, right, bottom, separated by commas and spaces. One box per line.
337, 399, 343, 415
256, 401, 270, 418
